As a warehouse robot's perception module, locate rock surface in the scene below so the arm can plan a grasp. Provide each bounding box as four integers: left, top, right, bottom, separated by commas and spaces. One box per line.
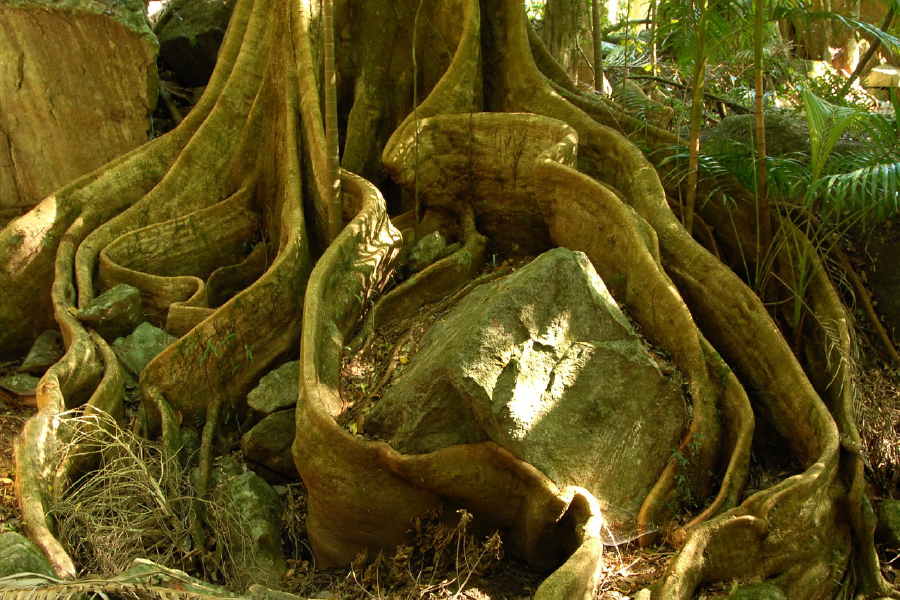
247, 361, 299, 416
0, 373, 39, 397
113, 322, 177, 377
727, 582, 788, 599
368, 248, 687, 524
78, 284, 145, 341
407, 231, 447, 273
700, 112, 865, 159
877, 498, 900, 548
0, 0, 157, 210
0, 532, 55, 577
241, 409, 297, 477
19, 330, 63, 374
155, 0, 237, 86
863, 65, 900, 88
213, 471, 286, 588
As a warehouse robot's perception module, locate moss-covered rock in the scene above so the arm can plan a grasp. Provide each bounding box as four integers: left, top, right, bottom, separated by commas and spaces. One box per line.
155, 0, 237, 86
0, 0, 157, 210
0, 532, 55, 577
877, 499, 900, 548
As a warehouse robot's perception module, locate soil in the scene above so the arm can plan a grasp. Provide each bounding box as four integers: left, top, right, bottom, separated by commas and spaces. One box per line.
0, 360, 34, 537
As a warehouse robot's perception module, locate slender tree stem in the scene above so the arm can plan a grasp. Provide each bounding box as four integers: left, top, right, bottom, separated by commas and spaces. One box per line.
754, 0, 771, 256
592, 0, 604, 92
324, 0, 342, 243
684, 0, 710, 235
837, 7, 895, 99
413, 0, 424, 244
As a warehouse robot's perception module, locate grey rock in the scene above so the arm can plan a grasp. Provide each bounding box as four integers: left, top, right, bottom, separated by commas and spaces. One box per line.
213, 471, 286, 588
877, 499, 900, 548
0, 0, 158, 210
368, 248, 687, 527
121, 558, 232, 596
241, 409, 297, 477
864, 66, 900, 88
0, 532, 55, 577
0, 373, 39, 398
20, 330, 63, 375
190, 455, 244, 490
247, 361, 299, 416
78, 284, 145, 341
727, 582, 787, 600
155, 0, 237, 86
700, 113, 865, 159
113, 322, 177, 377
248, 585, 307, 599
408, 231, 447, 273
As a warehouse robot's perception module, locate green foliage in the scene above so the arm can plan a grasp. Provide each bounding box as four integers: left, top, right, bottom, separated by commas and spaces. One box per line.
661, 89, 900, 225
807, 93, 900, 220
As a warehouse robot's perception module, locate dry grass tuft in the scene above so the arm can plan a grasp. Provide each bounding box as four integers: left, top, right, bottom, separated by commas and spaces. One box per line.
47, 409, 252, 588
855, 366, 900, 492
49, 409, 197, 576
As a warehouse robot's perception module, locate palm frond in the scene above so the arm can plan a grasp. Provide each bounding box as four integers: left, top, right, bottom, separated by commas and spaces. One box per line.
812, 161, 900, 219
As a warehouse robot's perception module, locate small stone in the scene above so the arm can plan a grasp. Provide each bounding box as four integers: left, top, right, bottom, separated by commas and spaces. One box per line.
113, 322, 177, 377
241, 410, 297, 477
407, 231, 447, 273
247, 361, 300, 416
121, 559, 232, 595
78, 284, 145, 341
0, 373, 39, 405
0, 532, 55, 577
727, 582, 787, 600
213, 471, 286, 588
877, 499, 900, 548
20, 330, 63, 375
311, 592, 337, 599
247, 584, 306, 599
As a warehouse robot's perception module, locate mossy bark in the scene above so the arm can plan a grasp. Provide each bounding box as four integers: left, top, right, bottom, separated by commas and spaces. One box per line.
1, 0, 893, 597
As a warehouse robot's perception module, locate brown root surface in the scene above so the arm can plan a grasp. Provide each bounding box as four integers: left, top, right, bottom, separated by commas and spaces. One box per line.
1, 0, 894, 597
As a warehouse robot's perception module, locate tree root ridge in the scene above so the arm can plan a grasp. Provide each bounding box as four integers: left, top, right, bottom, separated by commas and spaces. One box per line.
3, 0, 893, 597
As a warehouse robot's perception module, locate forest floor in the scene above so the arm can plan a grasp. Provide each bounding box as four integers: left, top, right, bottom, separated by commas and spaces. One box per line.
2, 240, 900, 598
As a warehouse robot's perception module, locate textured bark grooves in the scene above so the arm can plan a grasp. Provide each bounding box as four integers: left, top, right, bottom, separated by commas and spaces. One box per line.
1, 0, 894, 597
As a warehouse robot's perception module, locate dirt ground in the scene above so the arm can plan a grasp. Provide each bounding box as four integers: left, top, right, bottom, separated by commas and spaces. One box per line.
0, 360, 33, 537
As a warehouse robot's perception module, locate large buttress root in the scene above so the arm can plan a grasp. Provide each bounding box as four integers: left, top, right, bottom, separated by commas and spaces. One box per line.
4, 0, 892, 596
9, 0, 315, 577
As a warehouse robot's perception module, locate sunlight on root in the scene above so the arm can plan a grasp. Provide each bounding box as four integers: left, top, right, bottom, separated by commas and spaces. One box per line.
4, 195, 57, 276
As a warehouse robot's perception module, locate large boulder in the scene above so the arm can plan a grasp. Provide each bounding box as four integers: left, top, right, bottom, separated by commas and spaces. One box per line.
367, 248, 687, 525
699, 112, 865, 159
0, 0, 157, 211
154, 0, 237, 86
